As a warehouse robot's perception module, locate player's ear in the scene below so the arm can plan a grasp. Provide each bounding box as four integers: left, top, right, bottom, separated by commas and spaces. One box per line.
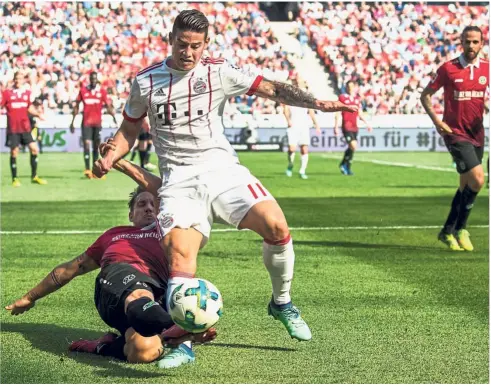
169, 32, 173, 45
129, 210, 134, 223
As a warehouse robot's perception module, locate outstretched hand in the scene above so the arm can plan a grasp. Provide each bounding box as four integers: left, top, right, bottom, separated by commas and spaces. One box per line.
5, 297, 35, 315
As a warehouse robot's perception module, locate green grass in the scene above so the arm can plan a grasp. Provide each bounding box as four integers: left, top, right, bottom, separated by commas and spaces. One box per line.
1, 152, 489, 383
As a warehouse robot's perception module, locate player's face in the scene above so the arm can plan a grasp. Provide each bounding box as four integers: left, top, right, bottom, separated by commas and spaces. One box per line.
89, 73, 97, 87
14, 74, 24, 88
462, 31, 484, 62
129, 192, 157, 227
170, 30, 209, 71
347, 82, 355, 94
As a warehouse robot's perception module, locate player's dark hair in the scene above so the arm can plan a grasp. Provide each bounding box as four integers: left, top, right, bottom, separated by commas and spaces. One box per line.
346, 80, 355, 87
461, 26, 483, 41
173, 9, 209, 39
128, 186, 146, 212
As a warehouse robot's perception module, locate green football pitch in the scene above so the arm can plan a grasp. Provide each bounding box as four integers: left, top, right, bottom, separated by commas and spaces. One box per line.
1, 151, 489, 383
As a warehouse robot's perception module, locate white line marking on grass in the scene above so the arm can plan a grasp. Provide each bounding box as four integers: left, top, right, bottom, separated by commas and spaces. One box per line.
2, 224, 488, 235
320, 154, 489, 175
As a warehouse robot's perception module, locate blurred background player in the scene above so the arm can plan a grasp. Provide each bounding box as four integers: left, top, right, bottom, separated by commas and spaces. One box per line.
284, 78, 320, 180
130, 117, 157, 171
334, 81, 373, 176
420, 26, 488, 252
70, 72, 118, 179
1, 72, 47, 187
29, 97, 44, 154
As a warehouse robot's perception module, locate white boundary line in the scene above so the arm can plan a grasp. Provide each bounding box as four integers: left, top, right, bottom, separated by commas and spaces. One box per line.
320, 154, 489, 175
1, 224, 488, 235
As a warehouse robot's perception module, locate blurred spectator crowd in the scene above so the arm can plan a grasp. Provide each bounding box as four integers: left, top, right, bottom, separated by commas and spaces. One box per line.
0, 1, 295, 116
1, 1, 489, 118
297, 1, 489, 115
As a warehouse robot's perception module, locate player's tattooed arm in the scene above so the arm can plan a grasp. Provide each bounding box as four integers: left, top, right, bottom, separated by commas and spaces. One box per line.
5, 253, 99, 315
254, 79, 358, 113
420, 87, 452, 135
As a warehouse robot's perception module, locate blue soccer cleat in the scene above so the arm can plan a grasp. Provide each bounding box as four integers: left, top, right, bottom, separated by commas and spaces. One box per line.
268, 300, 312, 341
339, 163, 348, 175
156, 344, 195, 369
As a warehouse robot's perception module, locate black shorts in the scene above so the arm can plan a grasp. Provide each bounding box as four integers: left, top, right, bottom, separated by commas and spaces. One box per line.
343, 131, 358, 143
82, 125, 102, 142
94, 263, 166, 335
447, 141, 484, 174
6, 132, 34, 148
138, 131, 151, 141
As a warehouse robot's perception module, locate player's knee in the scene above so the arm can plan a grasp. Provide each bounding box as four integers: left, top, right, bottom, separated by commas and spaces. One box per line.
30, 147, 39, 156
126, 296, 173, 337
10, 149, 18, 157
470, 174, 485, 191
350, 141, 357, 151
125, 337, 162, 363
264, 215, 290, 242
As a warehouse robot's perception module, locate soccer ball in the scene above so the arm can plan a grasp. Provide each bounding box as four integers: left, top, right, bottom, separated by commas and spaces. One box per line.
168, 278, 223, 333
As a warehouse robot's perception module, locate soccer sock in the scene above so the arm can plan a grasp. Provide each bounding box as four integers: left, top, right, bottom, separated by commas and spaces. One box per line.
97, 335, 126, 360
287, 151, 295, 169
348, 149, 355, 167
10, 156, 17, 180
263, 235, 294, 305
343, 148, 353, 167
165, 274, 195, 311
30, 154, 38, 178
131, 148, 137, 162
443, 189, 462, 234
92, 147, 99, 166
84, 150, 90, 170
455, 185, 478, 231
145, 143, 152, 164
126, 297, 174, 337
139, 150, 146, 168
299, 154, 309, 174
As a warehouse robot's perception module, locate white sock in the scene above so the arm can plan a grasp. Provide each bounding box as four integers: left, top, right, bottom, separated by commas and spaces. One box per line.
299, 154, 309, 174
263, 235, 295, 305
165, 276, 194, 311
288, 152, 295, 168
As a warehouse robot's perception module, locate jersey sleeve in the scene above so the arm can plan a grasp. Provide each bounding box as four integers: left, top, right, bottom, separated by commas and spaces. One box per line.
427, 65, 447, 91
76, 89, 83, 103
101, 89, 110, 106
84, 233, 108, 266
219, 61, 263, 97
0, 91, 6, 108
123, 79, 147, 122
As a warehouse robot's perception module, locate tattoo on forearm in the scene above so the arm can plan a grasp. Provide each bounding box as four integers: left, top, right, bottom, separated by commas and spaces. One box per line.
26, 290, 40, 302
50, 269, 63, 288
271, 81, 316, 108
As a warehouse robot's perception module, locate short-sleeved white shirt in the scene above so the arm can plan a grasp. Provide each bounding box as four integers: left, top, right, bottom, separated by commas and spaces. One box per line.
123, 57, 263, 182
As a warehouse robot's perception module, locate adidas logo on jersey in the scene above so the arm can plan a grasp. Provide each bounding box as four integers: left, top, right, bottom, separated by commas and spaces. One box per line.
154, 88, 166, 97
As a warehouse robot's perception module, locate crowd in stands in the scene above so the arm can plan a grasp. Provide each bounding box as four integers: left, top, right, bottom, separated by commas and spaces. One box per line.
0, 2, 295, 117
297, 1, 489, 115
1, 2, 489, 118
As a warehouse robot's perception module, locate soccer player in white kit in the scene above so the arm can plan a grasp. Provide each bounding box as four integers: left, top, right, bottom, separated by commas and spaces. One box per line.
94, 10, 357, 351
284, 78, 320, 179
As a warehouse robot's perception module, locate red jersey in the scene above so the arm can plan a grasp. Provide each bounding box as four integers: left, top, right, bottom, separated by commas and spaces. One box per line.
1, 88, 32, 133
76, 85, 109, 127
85, 224, 169, 286
427, 55, 489, 147
339, 94, 361, 132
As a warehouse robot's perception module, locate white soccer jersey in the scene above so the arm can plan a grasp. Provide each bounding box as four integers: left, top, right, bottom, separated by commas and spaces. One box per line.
288, 105, 312, 127
123, 57, 262, 179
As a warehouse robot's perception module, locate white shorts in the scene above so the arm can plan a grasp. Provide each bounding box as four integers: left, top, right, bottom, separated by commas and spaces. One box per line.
156, 164, 275, 247
287, 126, 310, 146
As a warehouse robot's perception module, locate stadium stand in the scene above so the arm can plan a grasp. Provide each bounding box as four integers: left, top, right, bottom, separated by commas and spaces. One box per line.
297, 2, 489, 115
0, 2, 295, 116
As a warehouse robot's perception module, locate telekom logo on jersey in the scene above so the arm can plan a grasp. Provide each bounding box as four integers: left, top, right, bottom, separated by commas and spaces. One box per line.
453, 90, 485, 100
155, 103, 204, 126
